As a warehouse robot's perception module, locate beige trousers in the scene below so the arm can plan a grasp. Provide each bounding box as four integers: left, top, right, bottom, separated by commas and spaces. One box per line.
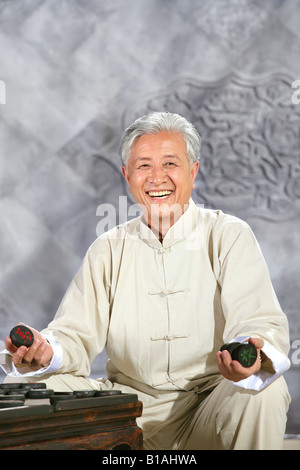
6, 373, 290, 450
144, 376, 291, 450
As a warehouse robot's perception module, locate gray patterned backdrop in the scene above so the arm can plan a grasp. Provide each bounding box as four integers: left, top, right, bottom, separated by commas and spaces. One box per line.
0, 0, 299, 435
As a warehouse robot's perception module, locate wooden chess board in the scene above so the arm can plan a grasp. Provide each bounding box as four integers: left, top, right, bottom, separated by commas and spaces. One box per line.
0, 383, 143, 450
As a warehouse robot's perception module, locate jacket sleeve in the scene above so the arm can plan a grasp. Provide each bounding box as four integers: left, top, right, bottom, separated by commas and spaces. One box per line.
41, 238, 111, 377
215, 218, 290, 388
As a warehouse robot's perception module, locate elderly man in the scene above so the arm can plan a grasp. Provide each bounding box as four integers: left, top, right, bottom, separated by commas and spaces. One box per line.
2, 112, 290, 450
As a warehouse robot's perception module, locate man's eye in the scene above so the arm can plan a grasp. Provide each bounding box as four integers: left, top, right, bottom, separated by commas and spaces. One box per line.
139, 164, 150, 169
165, 162, 176, 166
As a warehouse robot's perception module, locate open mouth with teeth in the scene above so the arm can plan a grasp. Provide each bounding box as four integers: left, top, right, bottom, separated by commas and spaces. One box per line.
147, 190, 173, 200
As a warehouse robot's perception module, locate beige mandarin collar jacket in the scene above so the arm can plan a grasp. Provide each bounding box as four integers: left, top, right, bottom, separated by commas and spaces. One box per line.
41, 199, 289, 393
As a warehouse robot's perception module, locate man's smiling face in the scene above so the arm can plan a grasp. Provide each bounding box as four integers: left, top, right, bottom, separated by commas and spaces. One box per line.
122, 131, 199, 232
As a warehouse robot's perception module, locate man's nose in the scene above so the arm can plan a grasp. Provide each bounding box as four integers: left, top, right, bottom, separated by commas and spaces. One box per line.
147, 165, 167, 185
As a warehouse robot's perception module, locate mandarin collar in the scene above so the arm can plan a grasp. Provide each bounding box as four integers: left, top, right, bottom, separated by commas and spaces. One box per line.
138, 198, 197, 249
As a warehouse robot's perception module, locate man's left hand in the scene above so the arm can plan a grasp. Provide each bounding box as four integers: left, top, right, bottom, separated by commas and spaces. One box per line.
216, 337, 264, 382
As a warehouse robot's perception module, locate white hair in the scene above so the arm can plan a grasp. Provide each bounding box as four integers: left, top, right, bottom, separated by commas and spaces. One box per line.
121, 112, 201, 167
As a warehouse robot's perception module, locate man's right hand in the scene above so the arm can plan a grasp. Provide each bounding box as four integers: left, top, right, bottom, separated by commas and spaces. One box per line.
5, 323, 53, 371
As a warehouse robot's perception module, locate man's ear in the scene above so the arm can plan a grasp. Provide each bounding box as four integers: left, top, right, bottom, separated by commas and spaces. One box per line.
122, 165, 131, 193
122, 165, 129, 183
191, 161, 199, 189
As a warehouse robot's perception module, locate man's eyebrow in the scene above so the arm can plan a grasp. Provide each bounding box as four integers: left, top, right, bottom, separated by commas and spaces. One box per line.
134, 157, 152, 162
132, 154, 180, 164
163, 154, 180, 160
135, 154, 179, 160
